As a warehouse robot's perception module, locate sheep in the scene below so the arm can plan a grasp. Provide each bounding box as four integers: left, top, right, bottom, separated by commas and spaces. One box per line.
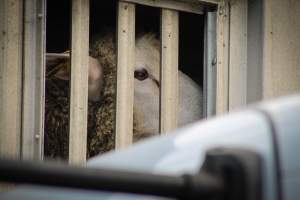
44, 31, 202, 160
132, 33, 202, 140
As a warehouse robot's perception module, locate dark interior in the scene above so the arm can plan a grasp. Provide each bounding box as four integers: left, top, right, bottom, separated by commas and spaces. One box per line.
46, 0, 70, 52
46, 0, 204, 86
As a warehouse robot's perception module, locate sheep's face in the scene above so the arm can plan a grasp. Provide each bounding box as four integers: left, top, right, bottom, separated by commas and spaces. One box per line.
133, 34, 203, 139
133, 34, 161, 139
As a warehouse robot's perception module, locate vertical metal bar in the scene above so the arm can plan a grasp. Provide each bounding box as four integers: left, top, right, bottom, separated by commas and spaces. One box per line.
247, 0, 263, 103
115, 1, 135, 149
228, 0, 248, 110
160, 9, 179, 134
22, 0, 46, 161
69, 0, 90, 165
0, 0, 23, 159
203, 12, 217, 118
216, 2, 230, 115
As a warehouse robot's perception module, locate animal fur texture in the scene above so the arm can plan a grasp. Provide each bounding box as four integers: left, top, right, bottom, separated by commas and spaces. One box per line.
45, 32, 118, 160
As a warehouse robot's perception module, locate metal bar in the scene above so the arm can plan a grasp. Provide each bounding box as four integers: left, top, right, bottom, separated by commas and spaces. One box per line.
216, 2, 230, 115
46, 53, 70, 59
123, 0, 204, 14
228, 0, 248, 111
160, 9, 179, 134
0, 158, 223, 199
195, 0, 221, 4
203, 12, 217, 118
246, 0, 263, 103
69, 0, 90, 165
115, 1, 135, 149
22, 0, 46, 161
0, 0, 23, 159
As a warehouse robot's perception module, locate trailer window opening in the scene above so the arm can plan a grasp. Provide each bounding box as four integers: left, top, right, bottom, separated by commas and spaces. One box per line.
44, 0, 217, 163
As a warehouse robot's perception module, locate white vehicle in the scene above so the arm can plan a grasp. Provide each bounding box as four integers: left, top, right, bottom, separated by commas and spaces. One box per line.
1, 95, 299, 200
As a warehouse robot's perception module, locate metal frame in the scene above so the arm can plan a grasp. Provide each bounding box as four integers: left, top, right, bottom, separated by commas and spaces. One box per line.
123, 0, 204, 14
115, 2, 136, 149
216, 0, 249, 114
160, 9, 179, 133
228, 0, 248, 111
0, 0, 251, 163
22, 0, 47, 161
68, 0, 90, 165
203, 11, 217, 117
0, 0, 23, 159
216, 1, 230, 115
247, 0, 263, 104
114, 0, 218, 145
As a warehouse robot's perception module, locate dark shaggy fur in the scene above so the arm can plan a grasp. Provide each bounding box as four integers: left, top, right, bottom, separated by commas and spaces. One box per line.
44, 32, 117, 160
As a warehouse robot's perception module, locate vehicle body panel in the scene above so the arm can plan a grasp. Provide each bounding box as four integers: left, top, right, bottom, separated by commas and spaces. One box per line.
2, 96, 300, 200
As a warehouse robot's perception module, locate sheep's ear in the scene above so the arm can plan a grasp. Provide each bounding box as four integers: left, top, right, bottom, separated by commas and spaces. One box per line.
87, 57, 103, 101
88, 57, 102, 82
54, 61, 71, 80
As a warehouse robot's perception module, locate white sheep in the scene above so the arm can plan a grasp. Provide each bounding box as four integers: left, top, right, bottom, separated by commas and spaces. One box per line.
133, 34, 202, 139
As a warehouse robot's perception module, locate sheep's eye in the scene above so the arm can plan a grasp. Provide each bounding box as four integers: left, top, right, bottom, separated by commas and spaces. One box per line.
134, 68, 149, 81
